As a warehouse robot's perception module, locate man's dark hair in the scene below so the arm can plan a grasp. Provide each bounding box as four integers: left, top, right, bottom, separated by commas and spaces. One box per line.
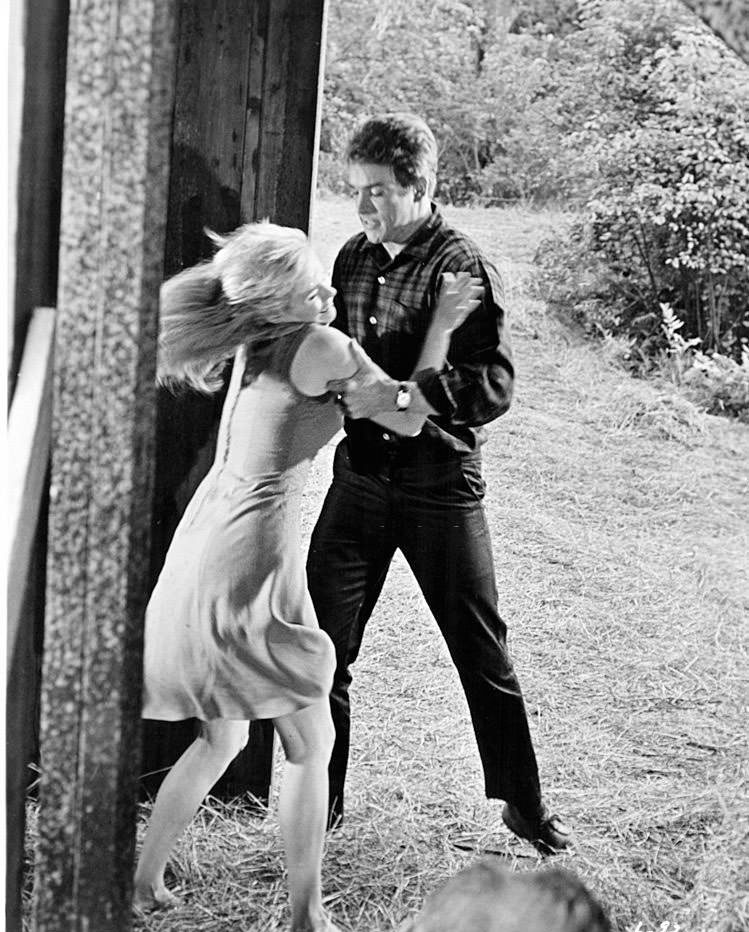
346, 112, 438, 190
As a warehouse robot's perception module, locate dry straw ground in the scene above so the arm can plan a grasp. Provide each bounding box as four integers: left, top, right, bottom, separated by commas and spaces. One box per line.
26, 199, 749, 931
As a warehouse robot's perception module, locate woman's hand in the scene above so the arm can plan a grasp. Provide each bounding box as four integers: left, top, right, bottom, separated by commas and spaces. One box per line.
434, 272, 484, 331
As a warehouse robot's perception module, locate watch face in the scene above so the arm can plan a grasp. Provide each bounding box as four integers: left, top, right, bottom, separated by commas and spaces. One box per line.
396, 385, 411, 411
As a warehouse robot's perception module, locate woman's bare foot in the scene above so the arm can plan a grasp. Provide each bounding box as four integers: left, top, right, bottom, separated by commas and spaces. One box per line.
291, 911, 342, 932
317, 919, 342, 932
132, 884, 182, 912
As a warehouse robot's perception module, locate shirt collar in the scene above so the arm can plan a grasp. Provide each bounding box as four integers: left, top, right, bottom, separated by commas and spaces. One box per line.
363, 203, 444, 263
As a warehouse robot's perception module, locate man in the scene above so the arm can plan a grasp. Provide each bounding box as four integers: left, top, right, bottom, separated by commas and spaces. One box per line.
307, 113, 571, 853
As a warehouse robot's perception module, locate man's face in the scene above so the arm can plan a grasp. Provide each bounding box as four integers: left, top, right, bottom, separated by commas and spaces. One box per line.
347, 161, 426, 245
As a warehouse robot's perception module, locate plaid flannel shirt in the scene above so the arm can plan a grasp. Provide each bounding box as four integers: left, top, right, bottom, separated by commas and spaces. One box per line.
332, 204, 514, 458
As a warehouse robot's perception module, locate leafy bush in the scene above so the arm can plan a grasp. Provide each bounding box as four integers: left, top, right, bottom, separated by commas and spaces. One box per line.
681, 350, 749, 422
533, 5, 749, 419
656, 304, 749, 421
321, 0, 487, 198
581, 19, 749, 349
321, 0, 601, 204
322, 0, 749, 420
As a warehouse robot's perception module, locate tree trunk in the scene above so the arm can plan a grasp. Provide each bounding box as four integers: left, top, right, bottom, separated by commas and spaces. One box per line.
475, 0, 513, 74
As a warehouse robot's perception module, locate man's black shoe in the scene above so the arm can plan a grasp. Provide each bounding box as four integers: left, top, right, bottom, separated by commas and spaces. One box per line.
502, 803, 573, 855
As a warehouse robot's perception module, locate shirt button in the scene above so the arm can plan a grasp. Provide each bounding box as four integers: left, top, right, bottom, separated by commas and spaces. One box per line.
382, 432, 390, 441
377, 275, 386, 284
368, 315, 377, 325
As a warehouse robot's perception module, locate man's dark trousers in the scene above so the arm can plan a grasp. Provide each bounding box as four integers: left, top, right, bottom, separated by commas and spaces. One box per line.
307, 438, 542, 824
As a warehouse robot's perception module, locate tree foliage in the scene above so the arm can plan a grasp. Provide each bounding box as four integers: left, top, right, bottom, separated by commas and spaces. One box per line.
322, 0, 749, 411
533, 2, 749, 367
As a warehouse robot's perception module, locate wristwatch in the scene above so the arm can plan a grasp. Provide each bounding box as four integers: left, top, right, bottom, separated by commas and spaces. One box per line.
395, 382, 412, 412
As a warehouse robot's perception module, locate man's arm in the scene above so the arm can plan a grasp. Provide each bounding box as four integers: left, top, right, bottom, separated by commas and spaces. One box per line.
416, 253, 513, 425
329, 272, 484, 427
331, 255, 513, 427
414, 298, 513, 425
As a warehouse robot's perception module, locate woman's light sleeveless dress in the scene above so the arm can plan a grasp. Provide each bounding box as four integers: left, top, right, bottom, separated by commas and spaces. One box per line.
142, 324, 342, 722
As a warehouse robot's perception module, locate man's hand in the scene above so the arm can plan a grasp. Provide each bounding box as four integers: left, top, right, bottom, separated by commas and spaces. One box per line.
436, 272, 484, 331
327, 342, 399, 419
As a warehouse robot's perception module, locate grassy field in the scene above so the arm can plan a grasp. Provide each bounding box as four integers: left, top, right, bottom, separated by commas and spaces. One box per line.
29, 198, 748, 931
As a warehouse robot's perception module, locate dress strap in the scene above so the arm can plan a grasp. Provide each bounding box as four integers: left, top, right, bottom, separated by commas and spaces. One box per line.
216, 345, 248, 465
267, 323, 315, 380
240, 323, 311, 387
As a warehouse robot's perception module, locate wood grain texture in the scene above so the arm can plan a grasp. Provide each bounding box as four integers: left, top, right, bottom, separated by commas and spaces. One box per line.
8, 307, 56, 645
34, 0, 177, 927
6, 306, 55, 932
145, 0, 328, 804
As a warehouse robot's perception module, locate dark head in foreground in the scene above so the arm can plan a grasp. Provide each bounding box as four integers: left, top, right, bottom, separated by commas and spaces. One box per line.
405, 861, 610, 932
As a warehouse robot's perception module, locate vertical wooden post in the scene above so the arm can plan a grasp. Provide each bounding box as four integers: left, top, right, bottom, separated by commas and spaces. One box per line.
9, 0, 69, 393
245, 0, 329, 228
33, 0, 177, 928
144, 0, 328, 803
7, 1, 68, 927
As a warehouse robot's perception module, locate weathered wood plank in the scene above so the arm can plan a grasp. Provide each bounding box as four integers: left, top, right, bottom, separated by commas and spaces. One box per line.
8, 3, 68, 926
10, 0, 68, 396
144, 0, 328, 805
6, 306, 55, 932
238, 0, 269, 222
7, 307, 56, 649
33, 0, 177, 928
254, 0, 328, 230
144, 0, 261, 802
6, 514, 47, 932
150, 0, 255, 579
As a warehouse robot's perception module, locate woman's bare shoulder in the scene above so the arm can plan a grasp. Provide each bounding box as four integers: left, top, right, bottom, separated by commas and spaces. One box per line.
301, 324, 352, 353
289, 325, 357, 396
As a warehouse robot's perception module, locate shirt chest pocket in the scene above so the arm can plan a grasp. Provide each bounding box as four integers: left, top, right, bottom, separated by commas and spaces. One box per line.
365, 298, 424, 375
368, 297, 419, 337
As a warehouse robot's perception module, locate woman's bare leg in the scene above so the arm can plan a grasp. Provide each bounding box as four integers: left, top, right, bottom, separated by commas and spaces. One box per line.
133, 719, 249, 909
273, 701, 339, 932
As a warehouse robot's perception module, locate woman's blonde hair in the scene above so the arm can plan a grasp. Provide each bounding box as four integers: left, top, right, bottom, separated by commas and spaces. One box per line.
157, 222, 314, 393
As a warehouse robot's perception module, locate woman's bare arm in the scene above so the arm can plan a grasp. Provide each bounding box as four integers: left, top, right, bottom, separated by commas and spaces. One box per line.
289, 327, 429, 435
289, 326, 363, 397
292, 273, 483, 436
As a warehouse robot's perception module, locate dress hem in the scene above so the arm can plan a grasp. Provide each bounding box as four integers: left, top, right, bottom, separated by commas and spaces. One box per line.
141, 693, 328, 723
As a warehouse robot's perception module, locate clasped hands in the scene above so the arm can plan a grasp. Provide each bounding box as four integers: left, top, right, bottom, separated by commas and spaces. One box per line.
327, 271, 483, 419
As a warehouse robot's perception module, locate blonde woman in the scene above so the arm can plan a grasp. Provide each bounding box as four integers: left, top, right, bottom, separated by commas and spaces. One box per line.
133, 222, 481, 932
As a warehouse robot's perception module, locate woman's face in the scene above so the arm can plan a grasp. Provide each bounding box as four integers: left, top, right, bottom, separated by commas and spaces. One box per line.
289, 255, 337, 325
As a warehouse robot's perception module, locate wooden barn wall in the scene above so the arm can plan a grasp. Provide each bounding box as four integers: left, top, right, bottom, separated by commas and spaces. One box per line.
7, 2, 69, 930
143, 0, 328, 800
